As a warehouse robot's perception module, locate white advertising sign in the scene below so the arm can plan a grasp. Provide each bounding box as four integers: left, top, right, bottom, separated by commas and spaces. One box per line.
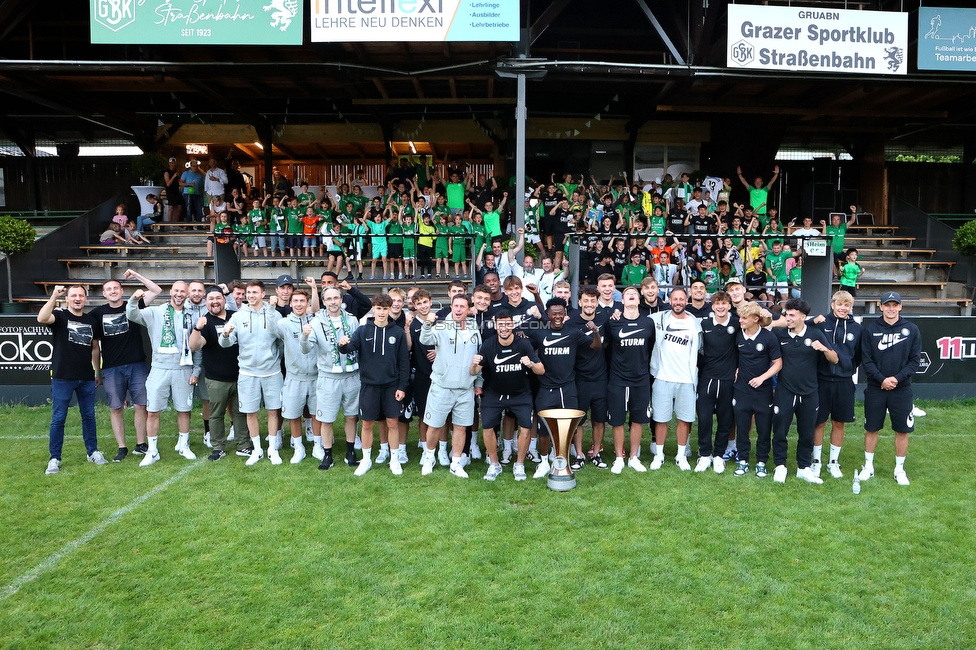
727, 5, 908, 75
310, 0, 518, 42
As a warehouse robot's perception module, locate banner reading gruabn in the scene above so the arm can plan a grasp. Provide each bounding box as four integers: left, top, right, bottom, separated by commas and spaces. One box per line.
310, 0, 518, 42
727, 5, 907, 75
91, 0, 304, 45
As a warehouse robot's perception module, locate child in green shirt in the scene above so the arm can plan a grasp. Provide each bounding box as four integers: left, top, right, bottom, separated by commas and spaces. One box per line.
621, 251, 648, 285
838, 248, 864, 297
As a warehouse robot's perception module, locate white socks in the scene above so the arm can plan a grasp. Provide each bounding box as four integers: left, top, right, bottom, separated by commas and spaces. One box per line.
829, 445, 842, 463
812, 445, 822, 462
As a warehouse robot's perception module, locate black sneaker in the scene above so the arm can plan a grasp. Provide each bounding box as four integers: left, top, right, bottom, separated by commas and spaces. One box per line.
236, 447, 254, 457
318, 454, 335, 471
590, 454, 608, 469
132, 443, 149, 455
208, 449, 226, 461
113, 447, 128, 462
570, 456, 585, 471
344, 450, 360, 467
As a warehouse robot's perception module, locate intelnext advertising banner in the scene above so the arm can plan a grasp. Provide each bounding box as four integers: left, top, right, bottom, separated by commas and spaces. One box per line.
91, 0, 304, 45
310, 0, 518, 42
918, 7, 976, 71
727, 5, 908, 75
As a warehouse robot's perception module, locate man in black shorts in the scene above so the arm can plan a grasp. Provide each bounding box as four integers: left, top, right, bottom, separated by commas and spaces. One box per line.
566, 285, 610, 469
857, 291, 921, 486
470, 310, 544, 481
695, 290, 738, 473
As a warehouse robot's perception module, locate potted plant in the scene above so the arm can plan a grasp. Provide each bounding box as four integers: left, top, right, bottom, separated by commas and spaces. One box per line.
952, 219, 976, 257
130, 152, 168, 217
0, 215, 37, 312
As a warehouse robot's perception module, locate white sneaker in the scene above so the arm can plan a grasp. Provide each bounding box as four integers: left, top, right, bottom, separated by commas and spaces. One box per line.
398, 448, 409, 465
501, 447, 513, 465
513, 463, 527, 481
268, 447, 283, 466
796, 466, 824, 484
694, 456, 711, 473
449, 461, 468, 478
460, 454, 471, 467
911, 405, 926, 417
894, 469, 910, 486
354, 457, 372, 476
390, 457, 402, 476
417, 440, 426, 449
291, 444, 306, 464
676, 455, 692, 471
470, 442, 482, 460
628, 456, 647, 472
140, 451, 160, 467
773, 465, 788, 483
610, 457, 625, 475
826, 461, 844, 479
354, 435, 363, 450
204, 432, 212, 449
437, 448, 450, 466
305, 423, 314, 441
227, 425, 235, 441
312, 443, 325, 461
811, 460, 822, 478
45, 458, 61, 475
178, 445, 197, 460
245, 447, 263, 466
649, 454, 665, 471
526, 448, 542, 463
857, 465, 875, 481
421, 450, 435, 476
376, 447, 391, 464
484, 463, 503, 481
712, 457, 726, 474
87, 450, 109, 465
533, 457, 550, 479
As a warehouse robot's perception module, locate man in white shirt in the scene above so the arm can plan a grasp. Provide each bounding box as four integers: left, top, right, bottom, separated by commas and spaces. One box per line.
204, 157, 228, 204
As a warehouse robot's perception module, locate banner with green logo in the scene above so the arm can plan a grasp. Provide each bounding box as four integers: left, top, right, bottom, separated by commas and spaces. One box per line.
91, 0, 304, 45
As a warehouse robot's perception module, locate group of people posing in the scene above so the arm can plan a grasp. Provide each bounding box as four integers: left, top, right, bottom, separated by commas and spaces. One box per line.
41, 263, 919, 488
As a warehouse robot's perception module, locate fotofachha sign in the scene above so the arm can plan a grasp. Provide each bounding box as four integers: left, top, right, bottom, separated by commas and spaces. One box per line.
90, 0, 304, 45
727, 5, 908, 75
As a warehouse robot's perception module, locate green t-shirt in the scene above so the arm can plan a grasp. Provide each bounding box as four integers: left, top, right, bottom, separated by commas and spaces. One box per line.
765, 250, 791, 281
839, 261, 861, 287
285, 207, 303, 234
387, 221, 404, 245
621, 263, 648, 285
297, 192, 315, 209
249, 208, 267, 233
650, 214, 667, 235
826, 223, 848, 255
470, 221, 487, 253
401, 223, 417, 254
446, 182, 466, 210
483, 210, 502, 238
788, 266, 802, 287
748, 186, 770, 215
702, 268, 719, 293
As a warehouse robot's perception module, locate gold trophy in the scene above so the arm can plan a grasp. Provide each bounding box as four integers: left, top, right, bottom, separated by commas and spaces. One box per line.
538, 408, 586, 491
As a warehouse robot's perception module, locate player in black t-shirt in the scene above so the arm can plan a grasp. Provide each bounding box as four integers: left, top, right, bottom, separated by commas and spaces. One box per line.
471, 310, 544, 481
38, 285, 106, 474
566, 286, 611, 470
770, 299, 838, 485
695, 291, 739, 473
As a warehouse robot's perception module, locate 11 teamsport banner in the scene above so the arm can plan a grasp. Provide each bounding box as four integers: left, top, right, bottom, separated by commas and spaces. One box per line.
310, 0, 518, 42
91, 0, 304, 45
727, 5, 908, 75
918, 7, 976, 71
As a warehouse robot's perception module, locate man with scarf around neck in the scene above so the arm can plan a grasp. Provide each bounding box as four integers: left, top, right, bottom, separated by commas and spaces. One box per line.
127, 281, 202, 466
301, 286, 362, 470
338, 293, 410, 476
274, 288, 321, 464
189, 286, 249, 461
220, 280, 284, 466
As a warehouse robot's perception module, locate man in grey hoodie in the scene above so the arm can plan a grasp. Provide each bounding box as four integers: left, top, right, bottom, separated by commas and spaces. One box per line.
219, 280, 283, 466
127, 281, 202, 466
273, 288, 321, 464
419, 293, 483, 478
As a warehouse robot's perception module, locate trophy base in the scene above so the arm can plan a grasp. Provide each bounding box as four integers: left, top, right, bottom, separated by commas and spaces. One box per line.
547, 474, 577, 491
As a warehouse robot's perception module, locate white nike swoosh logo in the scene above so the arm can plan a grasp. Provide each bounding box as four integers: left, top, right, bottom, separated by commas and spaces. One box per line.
493, 352, 519, 364
619, 329, 645, 338
543, 336, 569, 347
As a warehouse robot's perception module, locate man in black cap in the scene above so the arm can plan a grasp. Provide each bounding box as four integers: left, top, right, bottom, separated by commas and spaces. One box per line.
857, 291, 921, 486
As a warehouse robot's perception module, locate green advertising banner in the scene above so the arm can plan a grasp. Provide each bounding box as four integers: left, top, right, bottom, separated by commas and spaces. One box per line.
91, 0, 304, 45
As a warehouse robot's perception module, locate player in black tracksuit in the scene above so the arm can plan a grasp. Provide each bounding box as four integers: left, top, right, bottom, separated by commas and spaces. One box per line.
857, 291, 921, 485
696, 291, 738, 469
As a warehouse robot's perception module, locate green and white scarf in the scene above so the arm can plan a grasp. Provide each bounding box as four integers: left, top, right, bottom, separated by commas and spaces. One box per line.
320, 310, 358, 373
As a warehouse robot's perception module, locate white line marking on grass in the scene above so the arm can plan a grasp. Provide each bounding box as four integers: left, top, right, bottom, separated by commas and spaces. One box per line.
0, 462, 201, 601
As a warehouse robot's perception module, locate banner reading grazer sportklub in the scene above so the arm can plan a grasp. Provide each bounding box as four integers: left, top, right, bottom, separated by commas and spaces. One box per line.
310, 0, 518, 42
91, 0, 304, 45
727, 5, 908, 75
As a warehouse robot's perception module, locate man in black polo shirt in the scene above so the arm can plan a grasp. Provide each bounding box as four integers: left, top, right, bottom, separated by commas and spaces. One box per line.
90, 271, 161, 461
566, 285, 610, 470
685, 280, 713, 319
189, 286, 249, 460
695, 290, 738, 473
38, 285, 107, 474
770, 298, 838, 484
471, 310, 544, 481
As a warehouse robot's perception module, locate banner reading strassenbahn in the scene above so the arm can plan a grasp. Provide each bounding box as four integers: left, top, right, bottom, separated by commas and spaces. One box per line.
310, 0, 518, 42
727, 5, 907, 75
91, 0, 304, 45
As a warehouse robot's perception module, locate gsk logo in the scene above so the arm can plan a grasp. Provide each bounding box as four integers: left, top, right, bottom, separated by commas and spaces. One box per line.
93, 0, 135, 32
